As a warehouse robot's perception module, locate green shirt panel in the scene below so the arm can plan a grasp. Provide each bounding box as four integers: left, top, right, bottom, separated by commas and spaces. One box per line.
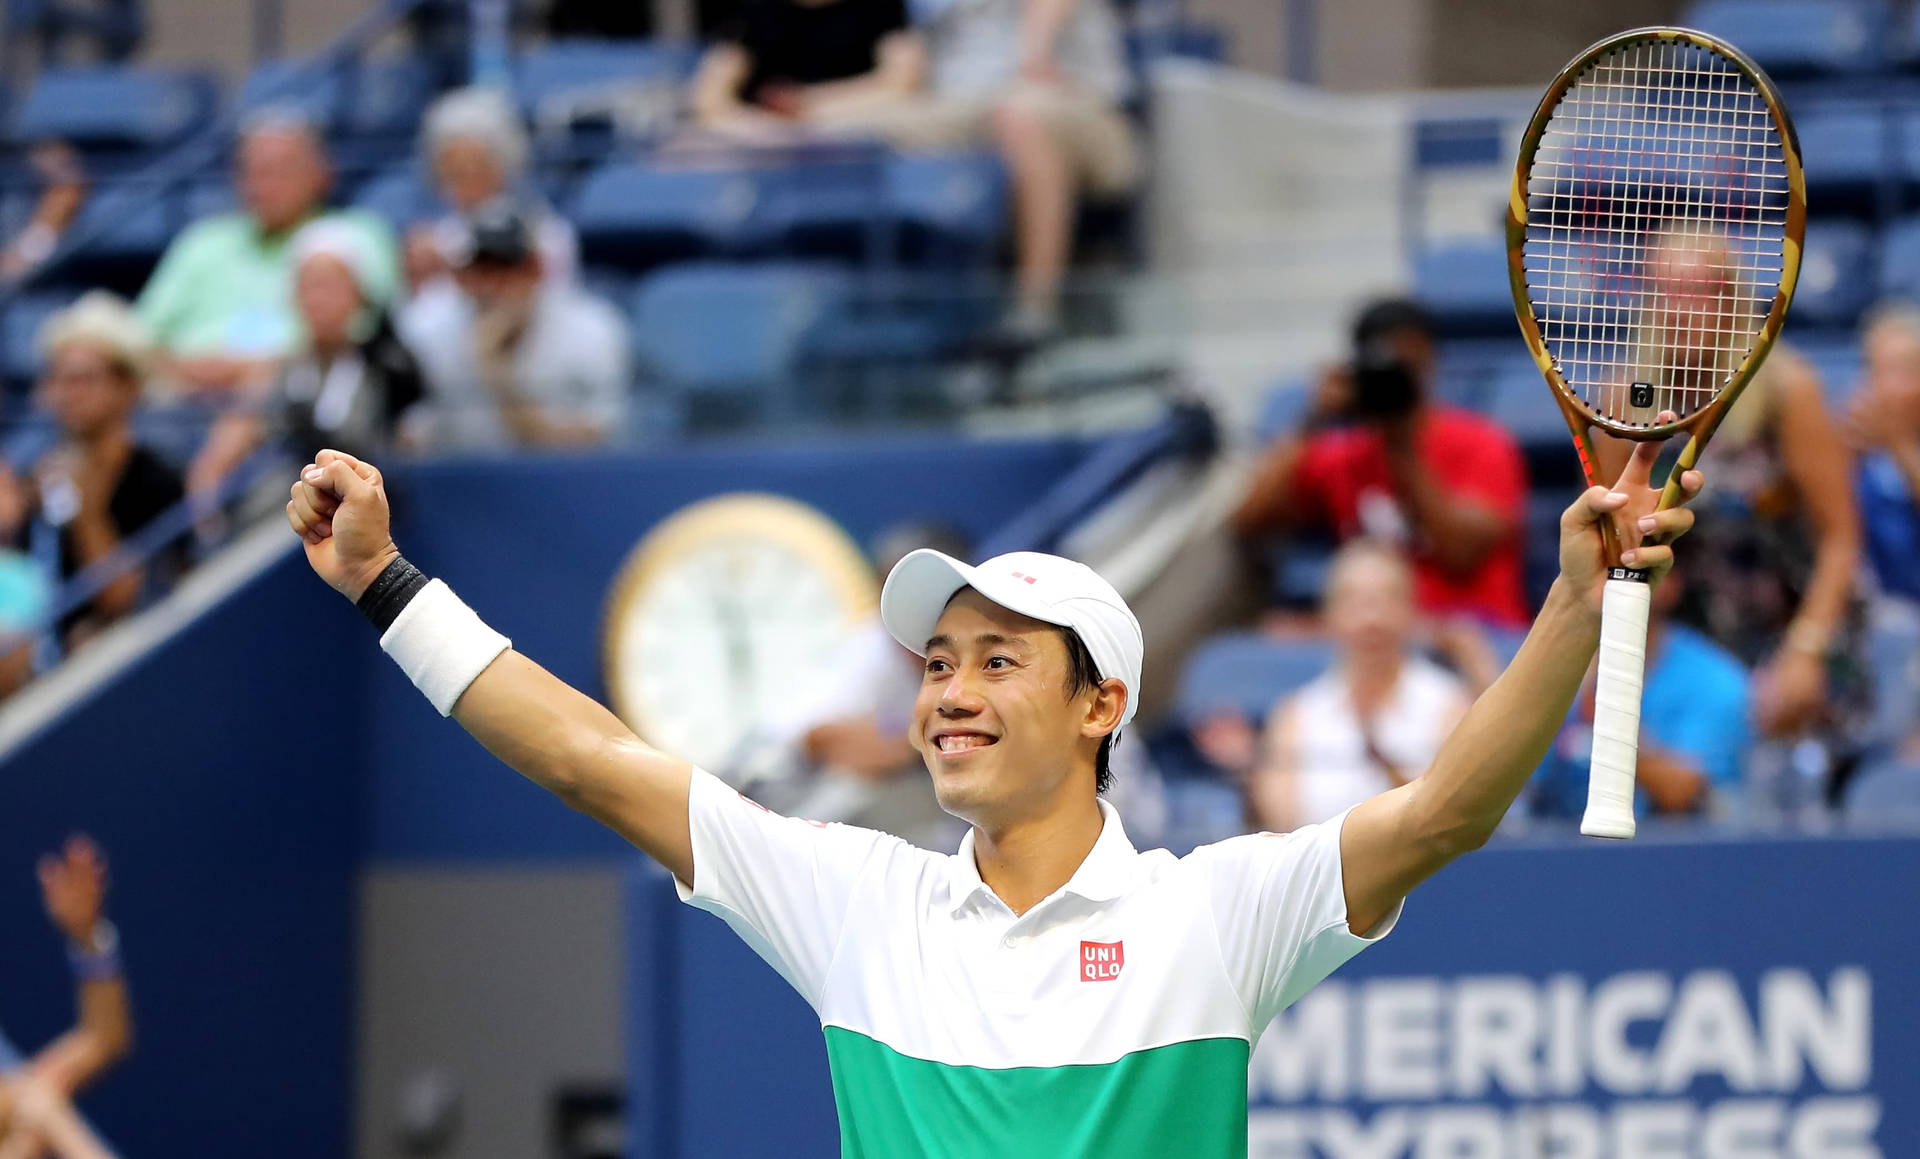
823, 1026, 1252, 1159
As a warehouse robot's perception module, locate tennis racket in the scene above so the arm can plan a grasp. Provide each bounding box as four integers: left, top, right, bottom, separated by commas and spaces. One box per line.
1507, 28, 1805, 839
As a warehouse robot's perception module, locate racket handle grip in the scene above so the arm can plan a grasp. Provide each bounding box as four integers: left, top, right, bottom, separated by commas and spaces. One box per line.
1583, 575, 1651, 840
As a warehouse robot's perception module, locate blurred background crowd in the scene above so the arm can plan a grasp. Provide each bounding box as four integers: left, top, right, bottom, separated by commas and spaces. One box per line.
1, 0, 1906, 839
1, 0, 1919, 1154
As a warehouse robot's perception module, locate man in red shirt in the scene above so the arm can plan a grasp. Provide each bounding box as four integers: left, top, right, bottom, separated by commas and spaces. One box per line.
1234, 299, 1530, 627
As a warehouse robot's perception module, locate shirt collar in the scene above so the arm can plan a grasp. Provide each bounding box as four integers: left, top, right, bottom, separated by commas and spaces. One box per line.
945, 797, 1138, 916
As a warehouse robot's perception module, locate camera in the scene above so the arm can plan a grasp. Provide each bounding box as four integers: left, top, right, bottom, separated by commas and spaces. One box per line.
1350, 337, 1420, 420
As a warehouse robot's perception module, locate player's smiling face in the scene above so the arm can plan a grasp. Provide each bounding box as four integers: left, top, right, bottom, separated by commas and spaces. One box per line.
911, 590, 1097, 826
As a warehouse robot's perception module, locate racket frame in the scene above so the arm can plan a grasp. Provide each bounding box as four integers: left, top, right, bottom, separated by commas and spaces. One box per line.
1504, 26, 1806, 839
1505, 25, 1807, 563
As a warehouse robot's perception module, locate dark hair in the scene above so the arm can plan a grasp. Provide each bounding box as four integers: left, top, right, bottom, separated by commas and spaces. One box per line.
1058, 628, 1116, 794
1351, 297, 1437, 350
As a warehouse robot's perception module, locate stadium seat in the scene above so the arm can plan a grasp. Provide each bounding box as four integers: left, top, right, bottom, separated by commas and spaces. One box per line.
513, 39, 699, 136
755, 153, 890, 262
630, 262, 853, 426
235, 59, 344, 129
1, 293, 69, 388
886, 151, 1007, 265
10, 66, 216, 151
1794, 334, 1865, 401
570, 162, 760, 269
341, 56, 436, 139
350, 168, 441, 229
60, 183, 176, 264
1790, 220, 1877, 329
1251, 374, 1312, 445
1842, 761, 1920, 822
1682, 0, 1892, 78
1793, 101, 1890, 209
1413, 237, 1511, 335
1171, 631, 1334, 728
1879, 214, 1920, 302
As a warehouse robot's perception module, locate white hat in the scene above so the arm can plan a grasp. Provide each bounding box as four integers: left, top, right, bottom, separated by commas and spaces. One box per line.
288, 218, 383, 304
880, 549, 1144, 729
37, 291, 152, 380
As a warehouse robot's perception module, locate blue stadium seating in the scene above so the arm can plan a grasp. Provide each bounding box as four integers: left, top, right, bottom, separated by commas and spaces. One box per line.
1795, 334, 1866, 401
1682, 0, 1893, 77
512, 38, 700, 129
350, 167, 441, 228
61, 184, 176, 264
235, 59, 344, 130
1251, 374, 1311, 445
10, 66, 216, 151
1791, 220, 1877, 328
1879, 214, 1920, 301
342, 56, 436, 139
570, 162, 761, 268
1843, 761, 1920, 821
886, 151, 1007, 265
630, 262, 853, 425
1172, 631, 1334, 727
755, 154, 889, 261
1, 292, 68, 388
1413, 237, 1511, 335
1793, 101, 1890, 208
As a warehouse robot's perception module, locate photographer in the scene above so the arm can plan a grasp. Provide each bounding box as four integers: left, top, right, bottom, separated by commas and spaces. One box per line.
1233, 298, 1529, 627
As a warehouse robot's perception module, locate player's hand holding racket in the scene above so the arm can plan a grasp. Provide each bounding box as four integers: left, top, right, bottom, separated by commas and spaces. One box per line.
287, 449, 401, 602
1510, 27, 1803, 839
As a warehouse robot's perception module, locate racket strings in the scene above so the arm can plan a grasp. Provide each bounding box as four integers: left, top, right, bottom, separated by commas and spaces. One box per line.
1521, 37, 1790, 428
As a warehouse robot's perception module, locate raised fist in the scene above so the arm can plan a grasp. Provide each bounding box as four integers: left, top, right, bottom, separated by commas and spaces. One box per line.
286, 448, 400, 601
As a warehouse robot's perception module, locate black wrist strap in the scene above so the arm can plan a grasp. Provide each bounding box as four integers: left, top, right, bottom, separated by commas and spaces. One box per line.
356, 555, 428, 633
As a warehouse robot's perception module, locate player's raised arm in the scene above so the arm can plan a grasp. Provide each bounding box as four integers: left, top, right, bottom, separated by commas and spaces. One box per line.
286, 450, 694, 884
1336, 438, 1701, 933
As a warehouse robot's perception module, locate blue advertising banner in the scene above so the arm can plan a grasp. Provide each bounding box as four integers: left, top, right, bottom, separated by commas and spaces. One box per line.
636, 831, 1920, 1158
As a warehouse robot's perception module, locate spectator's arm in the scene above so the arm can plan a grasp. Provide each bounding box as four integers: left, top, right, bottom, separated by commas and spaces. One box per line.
800, 32, 928, 118
691, 43, 784, 130
60, 495, 140, 623
1244, 697, 1304, 832
1634, 744, 1709, 813
1231, 435, 1311, 538
1383, 421, 1519, 579
187, 409, 267, 496
28, 838, 133, 1101
1017, 0, 1080, 78
805, 717, 917, 779
1773, 357, 1861, 657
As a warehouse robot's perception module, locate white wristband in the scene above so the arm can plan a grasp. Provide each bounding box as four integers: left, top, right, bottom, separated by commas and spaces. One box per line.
379, 579, 511, 715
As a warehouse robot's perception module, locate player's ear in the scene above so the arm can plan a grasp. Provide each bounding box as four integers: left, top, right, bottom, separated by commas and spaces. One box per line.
1081, 678, 1126, 740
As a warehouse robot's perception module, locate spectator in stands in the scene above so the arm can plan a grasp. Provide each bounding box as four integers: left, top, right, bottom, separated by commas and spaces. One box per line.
1233, 298, 1531, 628
1840, 302, 1920, 811
745, 522, 973, 849
907, 0, 1139, 338
0, 835, 134, 1159
1531, 569, 1751, 821
0, 143, 87, 282
136, 109, 399, 396
1625, 342, 1866, 806
189, 220, 426, 496
689, 0, 919, 142
407, 87, 580, 294
400, 201, 630, 450
0, 294, 182, 677
1233, 541, 1470, 832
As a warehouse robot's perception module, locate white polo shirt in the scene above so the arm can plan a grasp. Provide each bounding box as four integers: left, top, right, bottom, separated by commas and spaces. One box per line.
675, 769, 1399, 1158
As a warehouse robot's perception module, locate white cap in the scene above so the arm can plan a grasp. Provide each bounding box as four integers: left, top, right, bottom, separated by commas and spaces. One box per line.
880, 549, 1144, 729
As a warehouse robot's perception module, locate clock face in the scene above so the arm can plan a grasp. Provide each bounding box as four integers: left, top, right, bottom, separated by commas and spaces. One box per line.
603, 495, 877, 774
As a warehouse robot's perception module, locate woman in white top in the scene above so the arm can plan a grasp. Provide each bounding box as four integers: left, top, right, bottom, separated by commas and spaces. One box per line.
1246, 540, 1471, 831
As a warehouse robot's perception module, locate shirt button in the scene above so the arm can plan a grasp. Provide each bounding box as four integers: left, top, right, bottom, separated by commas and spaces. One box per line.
1002, 934, 1021, 949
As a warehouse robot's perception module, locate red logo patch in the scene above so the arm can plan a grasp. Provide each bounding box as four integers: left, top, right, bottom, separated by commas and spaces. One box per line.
1079, 940, 1124, 982
1010, 571, 1038, 585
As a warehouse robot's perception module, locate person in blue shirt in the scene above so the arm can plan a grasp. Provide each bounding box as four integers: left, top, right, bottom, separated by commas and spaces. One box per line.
1531, 572, 1752, 820
1847, 302, 1920, 607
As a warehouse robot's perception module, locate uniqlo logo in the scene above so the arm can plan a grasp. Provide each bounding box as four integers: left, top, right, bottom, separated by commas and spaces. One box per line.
1010, 571, 1038, 585
1079, 940, 1124, 982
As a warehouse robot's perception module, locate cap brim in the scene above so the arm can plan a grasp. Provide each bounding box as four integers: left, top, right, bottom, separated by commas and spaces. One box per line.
880, 549, 1065, 656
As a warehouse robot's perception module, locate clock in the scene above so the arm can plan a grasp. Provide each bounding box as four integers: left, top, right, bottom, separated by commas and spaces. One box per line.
602, 493, 878, 774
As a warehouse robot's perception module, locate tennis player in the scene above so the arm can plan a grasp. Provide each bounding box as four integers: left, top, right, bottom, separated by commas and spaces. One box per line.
288, 442, 1699, 1157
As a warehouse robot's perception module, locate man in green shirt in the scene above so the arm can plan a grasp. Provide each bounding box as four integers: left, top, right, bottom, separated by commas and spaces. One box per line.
136, 109, 399, 396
